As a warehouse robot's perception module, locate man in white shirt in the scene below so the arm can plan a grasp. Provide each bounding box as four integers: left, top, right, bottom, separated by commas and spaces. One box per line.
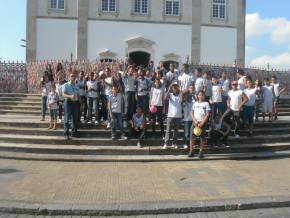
222, 80, 248, 137
271, 75, 286, 120
178, 64, 195, 92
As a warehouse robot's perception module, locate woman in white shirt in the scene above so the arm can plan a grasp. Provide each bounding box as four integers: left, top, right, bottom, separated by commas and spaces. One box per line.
149, 79, 165, 136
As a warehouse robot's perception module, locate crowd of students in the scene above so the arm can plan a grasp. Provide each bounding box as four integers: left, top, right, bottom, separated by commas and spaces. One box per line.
40, 61, 286, 158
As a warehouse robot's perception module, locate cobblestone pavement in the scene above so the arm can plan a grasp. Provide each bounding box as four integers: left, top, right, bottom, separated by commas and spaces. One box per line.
0, 207, 290, 217
0, 158, 290, 205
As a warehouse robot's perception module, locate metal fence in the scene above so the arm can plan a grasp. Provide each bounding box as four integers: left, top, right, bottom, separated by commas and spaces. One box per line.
0, 61, 27, 93
1, 60, 290, 95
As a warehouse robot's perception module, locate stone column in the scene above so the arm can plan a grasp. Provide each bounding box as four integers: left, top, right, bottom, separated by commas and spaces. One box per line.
26, 0, 37, 62
191, 0, 202, 64
236, 0, 246, 67
77, 0, 89, 60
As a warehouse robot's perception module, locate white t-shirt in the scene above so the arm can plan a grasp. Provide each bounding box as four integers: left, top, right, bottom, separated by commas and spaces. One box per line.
238, 76, 246, 91
123, 74, 136, 92
219, 79, 230, 96
104, 77, 112, 96
228, 90, 244, 111
211, 85, 222, 103
47, 91, 58, 110
55, 83, 64, 101
263, 85, 273, 101
110, 93, 122, 113
87, 80, 99, 98
178, 73, 194, 91
165, 70, 179, 85
271, 83, 280, 97
41, 81, 51, 97
192, 101, 211, 122
150, 86, 164, 106
244, 88, 256, 106
132, 113, 145, 128
195, 77, 206, 93
167, 93, 182, 118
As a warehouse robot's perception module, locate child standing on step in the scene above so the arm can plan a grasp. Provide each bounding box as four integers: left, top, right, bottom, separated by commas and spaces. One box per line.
188, 91, 211, 158
47, 83, 59, 130
109, 85, 128, 140
262, 78, 275, 122
40, 71, 51, 121
163, 83, 183, 149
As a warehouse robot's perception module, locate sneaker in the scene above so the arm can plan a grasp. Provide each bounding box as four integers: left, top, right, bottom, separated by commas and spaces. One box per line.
137, 142, 142, 148
107, 122, 111, 129
121, 134, 128, 140
95, 120, 99, 125
198, 150, 204, 159
65, 134, 70, 140
40, 118, 45, 121
162, 144, 168, 150
188, 151, 195, 158
234, 134, 240, 138
183, 144, 188, 149
87, 120, 92, 124
111, 136, 116, 140
173, 144, 179, 149
58, 119, 62, 123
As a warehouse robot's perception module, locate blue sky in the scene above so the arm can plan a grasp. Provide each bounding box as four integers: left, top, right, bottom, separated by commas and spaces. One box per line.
1, 0, 290, 69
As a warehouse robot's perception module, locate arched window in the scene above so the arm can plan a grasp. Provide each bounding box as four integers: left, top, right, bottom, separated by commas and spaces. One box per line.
102, 0, 116, 12
213, 0, 226, 19
165, 0, 180, 16
134, 0, 148, 14
50, 0, 65, 10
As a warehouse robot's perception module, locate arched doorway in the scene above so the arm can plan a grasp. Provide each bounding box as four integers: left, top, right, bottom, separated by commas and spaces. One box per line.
129, 51, 150, 67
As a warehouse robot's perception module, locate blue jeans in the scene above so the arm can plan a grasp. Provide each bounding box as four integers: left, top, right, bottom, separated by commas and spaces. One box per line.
183, 121, 193, 145
111, 113, 125, 137
64, 100, 79, 135
87, 97, 99, 121
137, 95, 149, 115
41, 96, 47, 118
243, 106, 255, 124
211, 102, 223, 121
221, 96, 228, 115
125, 91, 136, 120
100, 94, 109, 121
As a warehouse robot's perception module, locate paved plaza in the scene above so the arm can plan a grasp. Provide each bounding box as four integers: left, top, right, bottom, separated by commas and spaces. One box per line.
0, 158, 290, 206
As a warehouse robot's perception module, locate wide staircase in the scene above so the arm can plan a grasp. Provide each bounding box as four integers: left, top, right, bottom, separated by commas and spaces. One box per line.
0, 93, 290, 162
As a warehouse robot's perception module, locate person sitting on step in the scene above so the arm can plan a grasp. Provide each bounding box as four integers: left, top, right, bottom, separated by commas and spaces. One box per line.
130, 105, 146, 148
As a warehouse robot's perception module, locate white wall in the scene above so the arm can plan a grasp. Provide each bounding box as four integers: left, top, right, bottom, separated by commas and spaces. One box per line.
36, 18, 77, 60
200, 26, 237, 65
87, 20, 192, 64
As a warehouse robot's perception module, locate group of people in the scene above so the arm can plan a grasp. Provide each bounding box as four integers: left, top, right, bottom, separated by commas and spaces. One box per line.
40, 61, 286, 158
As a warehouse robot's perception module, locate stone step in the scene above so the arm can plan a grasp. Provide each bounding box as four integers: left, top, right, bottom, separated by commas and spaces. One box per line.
0, 101, 41, 106
0, 133, 290, 146
0, 105, 40, 110
0, 141, 289, 155
0, 149, 289, 162
0, 126, 289, 137
0, 118, 289, 129
0, 93, 41, 97
0, 97, 40, 102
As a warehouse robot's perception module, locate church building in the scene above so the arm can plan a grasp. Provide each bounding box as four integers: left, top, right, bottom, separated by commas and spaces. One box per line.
26, 0, 246, 66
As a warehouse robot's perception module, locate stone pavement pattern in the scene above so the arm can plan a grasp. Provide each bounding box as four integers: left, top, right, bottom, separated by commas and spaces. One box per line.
0, 159, 290, 205
1, 207, 290, 217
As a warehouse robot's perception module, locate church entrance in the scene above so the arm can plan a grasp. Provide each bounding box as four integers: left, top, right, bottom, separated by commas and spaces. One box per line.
129, 51, 150, 68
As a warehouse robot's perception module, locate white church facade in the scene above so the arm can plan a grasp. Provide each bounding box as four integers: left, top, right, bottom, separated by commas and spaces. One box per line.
26, 0, 246, 66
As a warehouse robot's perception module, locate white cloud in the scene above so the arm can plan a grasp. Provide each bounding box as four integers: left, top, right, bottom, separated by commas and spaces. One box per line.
246, 13, 290, 44
250, 53, 290, 69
